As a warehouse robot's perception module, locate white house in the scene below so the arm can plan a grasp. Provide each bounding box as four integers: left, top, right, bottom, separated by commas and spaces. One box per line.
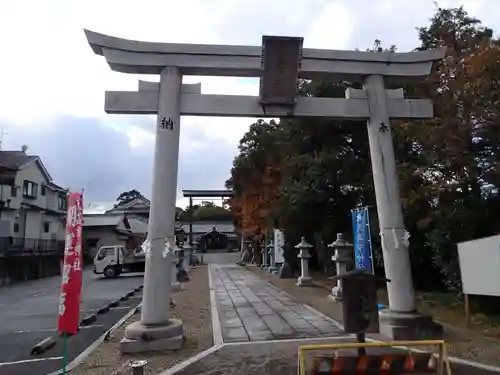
0, 148, 67, 251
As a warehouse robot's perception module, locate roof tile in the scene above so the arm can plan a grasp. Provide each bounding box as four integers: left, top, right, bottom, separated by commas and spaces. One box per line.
0, 151, 37, 169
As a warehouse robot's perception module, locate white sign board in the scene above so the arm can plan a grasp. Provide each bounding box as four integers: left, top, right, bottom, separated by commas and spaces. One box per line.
273, 229, 285, 264
457, 234, 500, 296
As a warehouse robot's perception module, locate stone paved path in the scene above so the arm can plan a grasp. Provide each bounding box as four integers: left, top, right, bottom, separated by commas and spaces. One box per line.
211, 264, 344, 343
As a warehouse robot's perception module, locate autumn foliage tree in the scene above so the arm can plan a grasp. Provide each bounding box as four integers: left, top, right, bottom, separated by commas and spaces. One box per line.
225, 120, 282, 264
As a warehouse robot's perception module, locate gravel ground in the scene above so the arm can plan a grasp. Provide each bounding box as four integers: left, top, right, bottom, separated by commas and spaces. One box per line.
174, 337, 499, 375
246, 266, 500, 367
71, 266, 213, 375
176, 338, 352, 375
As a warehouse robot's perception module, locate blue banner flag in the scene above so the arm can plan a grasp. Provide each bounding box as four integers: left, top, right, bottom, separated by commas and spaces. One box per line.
352, 207, 374, 273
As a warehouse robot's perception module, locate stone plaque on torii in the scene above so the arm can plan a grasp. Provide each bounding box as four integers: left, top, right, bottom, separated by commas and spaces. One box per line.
84, 29, 444, 352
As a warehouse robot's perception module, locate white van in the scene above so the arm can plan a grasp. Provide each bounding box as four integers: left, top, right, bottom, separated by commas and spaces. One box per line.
93, 245, 145, 278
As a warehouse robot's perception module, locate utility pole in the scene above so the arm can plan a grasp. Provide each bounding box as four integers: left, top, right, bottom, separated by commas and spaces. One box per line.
0, 126, 8, 150
87, 182, 92, 208
0, 125, 9, 221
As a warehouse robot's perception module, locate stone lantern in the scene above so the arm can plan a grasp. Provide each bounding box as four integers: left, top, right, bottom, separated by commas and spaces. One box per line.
328, 233, 353, 300
295, 237, 313, 286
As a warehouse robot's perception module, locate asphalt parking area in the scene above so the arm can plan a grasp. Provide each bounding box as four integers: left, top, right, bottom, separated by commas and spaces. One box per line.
0, 295, 142, 375
0, 269, 143, 375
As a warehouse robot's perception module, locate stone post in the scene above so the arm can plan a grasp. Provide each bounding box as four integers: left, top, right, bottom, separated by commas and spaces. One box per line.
295, 237, 313, 286
244, 240, 254, 264
265, 241, 271, 268
176, 246, 189, 282
171, 249, 182, 291
260, 241, 268, 270
182, 243, 192, 272
328, 233, 353, 300
192, 241, 200, 265
267, 241, 276, 273
129, 360, 147, 375
121, 67, 183, 353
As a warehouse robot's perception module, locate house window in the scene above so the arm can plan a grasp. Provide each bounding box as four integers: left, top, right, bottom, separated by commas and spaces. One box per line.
11, 185, 17, 197
43, 222, 50, 233
13, 223, 19, 233
41, 185, 46, 196
58, 194, 67, 211
23, 180, 38, 199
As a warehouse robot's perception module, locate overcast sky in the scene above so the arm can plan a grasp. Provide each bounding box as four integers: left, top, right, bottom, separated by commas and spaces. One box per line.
0, 0, 498, 212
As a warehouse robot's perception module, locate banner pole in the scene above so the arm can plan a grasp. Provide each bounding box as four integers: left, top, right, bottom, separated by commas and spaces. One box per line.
57, 192, 83, 374
365, 206, 375, 274
351, 209, 357, 269
62, 333, 68, 375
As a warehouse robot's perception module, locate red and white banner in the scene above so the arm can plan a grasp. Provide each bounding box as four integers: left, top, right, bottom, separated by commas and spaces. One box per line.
57, 192, 84, 335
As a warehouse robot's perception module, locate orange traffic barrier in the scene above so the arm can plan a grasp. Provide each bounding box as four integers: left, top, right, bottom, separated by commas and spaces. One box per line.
311, 352, 436, 374
298, 340, 451, 375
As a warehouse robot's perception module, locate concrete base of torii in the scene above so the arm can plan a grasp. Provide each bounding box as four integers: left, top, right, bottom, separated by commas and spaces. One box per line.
378, 310, 443, 340
120, 320, 184, 353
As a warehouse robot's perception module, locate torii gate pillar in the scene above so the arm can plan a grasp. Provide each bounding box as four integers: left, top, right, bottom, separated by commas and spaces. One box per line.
362, 76, 442, 338
121, 67, 184, 352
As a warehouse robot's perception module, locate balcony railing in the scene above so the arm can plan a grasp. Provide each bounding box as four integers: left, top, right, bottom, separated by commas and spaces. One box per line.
0, 237, 65, 256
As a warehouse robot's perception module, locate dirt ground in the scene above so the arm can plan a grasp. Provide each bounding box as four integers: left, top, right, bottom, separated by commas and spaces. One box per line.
71, 265, 213, 375
246, 266, 500, 367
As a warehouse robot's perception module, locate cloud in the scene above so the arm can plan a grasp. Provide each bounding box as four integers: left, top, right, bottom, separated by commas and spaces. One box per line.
0, 0, 499, 210
304, 1, 353, 49
0, 115, 236, 209
0, 117, 151, 205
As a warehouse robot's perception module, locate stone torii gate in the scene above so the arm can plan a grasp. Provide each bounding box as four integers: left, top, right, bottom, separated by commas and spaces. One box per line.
181, 189, 235, 247
84, 30, 444, 352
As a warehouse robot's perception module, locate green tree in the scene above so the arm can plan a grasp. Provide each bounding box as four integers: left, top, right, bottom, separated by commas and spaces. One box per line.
114, 189, 144, 207
181, 201, 232, 221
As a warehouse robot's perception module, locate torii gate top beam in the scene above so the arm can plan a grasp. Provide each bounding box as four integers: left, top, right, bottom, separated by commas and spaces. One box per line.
84, 30, 444, 81
182, 189, 234, 198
